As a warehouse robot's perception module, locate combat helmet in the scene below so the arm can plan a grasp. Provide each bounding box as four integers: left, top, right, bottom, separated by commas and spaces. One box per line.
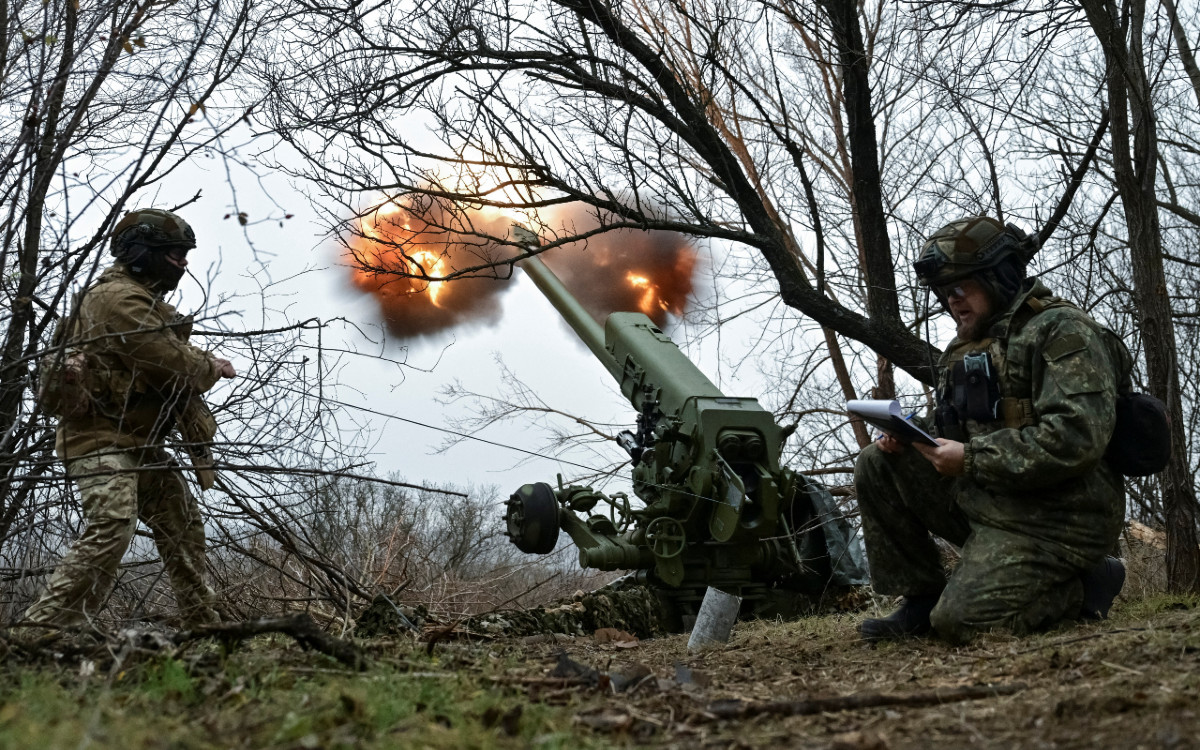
914, 216, 1036, 308
110, 208, 197, 291
110, 208, 196, 267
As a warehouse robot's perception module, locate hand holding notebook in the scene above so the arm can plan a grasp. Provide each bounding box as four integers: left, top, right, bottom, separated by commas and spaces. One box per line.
846, 399, 939, 447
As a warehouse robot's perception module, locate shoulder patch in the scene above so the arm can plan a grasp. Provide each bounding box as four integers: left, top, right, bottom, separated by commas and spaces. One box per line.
1042, 332, 1088, 362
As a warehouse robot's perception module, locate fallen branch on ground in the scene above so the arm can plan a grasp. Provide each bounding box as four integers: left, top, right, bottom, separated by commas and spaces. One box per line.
701, 682, 1026, 721
173, 613, 364, 669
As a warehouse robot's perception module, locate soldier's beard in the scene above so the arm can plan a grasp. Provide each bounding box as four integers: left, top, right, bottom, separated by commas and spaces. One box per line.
951, 302, 997, 340
949, 295, 995, 341
956, 315, 988, 341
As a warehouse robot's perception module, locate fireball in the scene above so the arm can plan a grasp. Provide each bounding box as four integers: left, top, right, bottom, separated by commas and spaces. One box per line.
626, 272, 671, 315
343, 195, 698, 338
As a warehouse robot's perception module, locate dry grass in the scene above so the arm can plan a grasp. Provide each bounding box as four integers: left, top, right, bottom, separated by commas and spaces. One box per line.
3, 516, 1194, 748
511, 593, 1200, 748
2, 587, 1198, 748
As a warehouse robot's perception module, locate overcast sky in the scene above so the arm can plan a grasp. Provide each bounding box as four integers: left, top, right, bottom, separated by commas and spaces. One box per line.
143, 124, 956, 502
156, 148, 727, 498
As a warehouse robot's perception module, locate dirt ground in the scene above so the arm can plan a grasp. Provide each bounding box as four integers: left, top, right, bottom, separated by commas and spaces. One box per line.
2, 593, 1197, 748
495, 594, 1200, 748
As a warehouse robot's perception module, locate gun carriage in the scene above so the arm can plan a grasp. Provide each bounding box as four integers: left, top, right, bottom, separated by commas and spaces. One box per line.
503, 230, 864, 629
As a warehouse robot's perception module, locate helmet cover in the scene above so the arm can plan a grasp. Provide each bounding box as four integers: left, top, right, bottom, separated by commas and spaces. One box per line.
110, 208, 196, 266
913, 216, 1032, 288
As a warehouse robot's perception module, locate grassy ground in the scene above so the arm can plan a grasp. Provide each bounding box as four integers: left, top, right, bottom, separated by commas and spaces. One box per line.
2, 594, 1198, 749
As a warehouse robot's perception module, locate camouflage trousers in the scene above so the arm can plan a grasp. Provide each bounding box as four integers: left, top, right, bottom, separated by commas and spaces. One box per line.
25, 448, 219, 629
855, 443, 1099, 643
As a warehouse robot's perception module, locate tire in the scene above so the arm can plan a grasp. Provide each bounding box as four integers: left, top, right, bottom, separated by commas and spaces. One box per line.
504, 482, 560, 554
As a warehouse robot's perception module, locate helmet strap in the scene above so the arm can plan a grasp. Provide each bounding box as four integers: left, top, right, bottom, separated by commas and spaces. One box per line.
924, 285, 939, 390
118, 242, 151, 272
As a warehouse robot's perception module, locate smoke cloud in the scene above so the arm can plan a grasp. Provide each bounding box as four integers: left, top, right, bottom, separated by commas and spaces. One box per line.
539, 220, 697, 328
344, 200, 513, 339
344, 200, 699, 339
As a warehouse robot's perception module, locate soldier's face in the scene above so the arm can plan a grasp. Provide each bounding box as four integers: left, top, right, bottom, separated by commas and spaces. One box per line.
144, 249, 188, 291
940, 278, 992, 339
164, 246, 190, 269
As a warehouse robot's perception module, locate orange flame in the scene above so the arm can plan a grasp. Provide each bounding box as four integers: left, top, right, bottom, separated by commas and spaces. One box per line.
412, 250, 447, 306
538, 221, 697, 328
344, 197, 699, 339
343, 199, 511, 338
626, 272, 671, 315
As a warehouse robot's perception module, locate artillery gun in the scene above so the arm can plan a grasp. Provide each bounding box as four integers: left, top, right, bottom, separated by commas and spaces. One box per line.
503, 228, 865, 629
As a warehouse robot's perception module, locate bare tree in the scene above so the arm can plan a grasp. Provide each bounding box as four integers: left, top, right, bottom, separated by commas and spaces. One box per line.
921, 0, 1200, 591
261, 0, 951, 382
0, 0, 267, 542
0, 1, 475, 625
1079, 0, 1199, 592
262, 1, 1111, 483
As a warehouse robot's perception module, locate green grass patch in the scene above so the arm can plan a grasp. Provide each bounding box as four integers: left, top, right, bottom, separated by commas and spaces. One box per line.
1112, 592, 1200, 620
0, 643, 601, 750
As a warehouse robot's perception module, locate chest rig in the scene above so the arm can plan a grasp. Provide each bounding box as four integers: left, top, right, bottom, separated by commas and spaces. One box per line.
86, 276, 191, 395
934, 296, 1070, 441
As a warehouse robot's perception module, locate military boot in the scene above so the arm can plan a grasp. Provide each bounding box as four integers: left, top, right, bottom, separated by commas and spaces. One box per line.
1079, 556, 1125, 620
859, 595, 939, 642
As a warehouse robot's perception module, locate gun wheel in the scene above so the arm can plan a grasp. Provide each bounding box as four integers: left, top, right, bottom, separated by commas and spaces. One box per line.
504, 482, 560, 554
645, 517, 686, 559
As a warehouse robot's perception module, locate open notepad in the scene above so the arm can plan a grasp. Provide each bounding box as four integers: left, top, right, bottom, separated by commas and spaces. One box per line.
846, 399, 939, 447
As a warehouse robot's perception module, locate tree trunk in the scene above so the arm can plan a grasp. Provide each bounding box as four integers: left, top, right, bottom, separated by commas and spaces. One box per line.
1080, 0, 1200, 592
824, 327, 871, 447
0, 3, 77, 494
817, 0, 899, 399
554, 0, 936, 383
1160, 0, 1200, 108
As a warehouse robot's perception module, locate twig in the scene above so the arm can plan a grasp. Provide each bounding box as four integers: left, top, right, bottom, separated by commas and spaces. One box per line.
699, 683, 1026, 721
423, 570, 565, 653
486, 675, 597, 688
172, 613, 365, 670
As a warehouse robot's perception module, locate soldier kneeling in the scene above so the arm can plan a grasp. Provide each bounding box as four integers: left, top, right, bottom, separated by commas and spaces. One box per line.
856, 217, 1128, 644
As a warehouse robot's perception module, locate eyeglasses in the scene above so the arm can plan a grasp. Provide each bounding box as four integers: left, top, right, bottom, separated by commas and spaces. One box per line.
164, 247, 190, 263
936, 284, 969, 301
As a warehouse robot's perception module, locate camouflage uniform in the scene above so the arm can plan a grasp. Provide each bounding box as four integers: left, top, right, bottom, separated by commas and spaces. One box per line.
855, 280, 1127, 643
26, 263, 223, 628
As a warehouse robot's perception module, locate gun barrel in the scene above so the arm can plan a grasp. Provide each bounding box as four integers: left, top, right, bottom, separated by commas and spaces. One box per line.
518, 255, 622, 380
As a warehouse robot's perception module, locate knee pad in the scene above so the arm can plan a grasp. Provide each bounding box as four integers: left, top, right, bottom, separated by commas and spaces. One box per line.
929, 599, 974, 645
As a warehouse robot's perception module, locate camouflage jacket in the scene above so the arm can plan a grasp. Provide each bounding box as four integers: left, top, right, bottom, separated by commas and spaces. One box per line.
55, 264, 221, 463
934, 279, 1128, 562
